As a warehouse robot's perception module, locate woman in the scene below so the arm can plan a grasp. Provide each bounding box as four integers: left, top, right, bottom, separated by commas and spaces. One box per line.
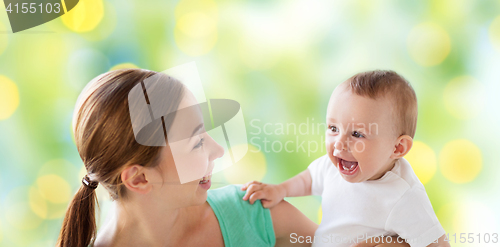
57, 68, 318, 247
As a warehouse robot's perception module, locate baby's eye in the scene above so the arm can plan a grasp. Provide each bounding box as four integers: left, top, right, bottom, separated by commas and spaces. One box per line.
352, 131, 364, 138
329, 125, 338, 132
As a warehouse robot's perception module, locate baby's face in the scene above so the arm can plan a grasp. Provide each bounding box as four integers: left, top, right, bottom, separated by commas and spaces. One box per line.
325, 83, 399, 183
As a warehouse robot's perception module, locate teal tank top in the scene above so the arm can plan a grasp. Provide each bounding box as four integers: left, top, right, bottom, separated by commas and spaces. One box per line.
207, 185, 276, 247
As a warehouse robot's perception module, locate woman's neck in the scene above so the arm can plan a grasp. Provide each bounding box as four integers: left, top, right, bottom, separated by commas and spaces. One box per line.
95, 200, 209, 247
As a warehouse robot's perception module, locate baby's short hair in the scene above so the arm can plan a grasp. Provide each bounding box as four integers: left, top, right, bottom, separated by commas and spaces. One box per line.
347, 70, 418, 138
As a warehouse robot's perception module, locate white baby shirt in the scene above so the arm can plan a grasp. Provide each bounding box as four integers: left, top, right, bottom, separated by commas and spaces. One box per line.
308, 155, 445, 247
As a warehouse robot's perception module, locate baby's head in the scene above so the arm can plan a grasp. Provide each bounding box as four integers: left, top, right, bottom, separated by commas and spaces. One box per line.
326, 70, 417, 183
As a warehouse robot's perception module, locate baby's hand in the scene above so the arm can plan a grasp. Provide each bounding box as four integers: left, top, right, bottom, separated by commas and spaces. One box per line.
241, 181, 286, 208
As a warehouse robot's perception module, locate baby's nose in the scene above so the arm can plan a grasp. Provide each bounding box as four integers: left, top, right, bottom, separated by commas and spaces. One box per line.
334, 138, 348, 151
334, 139, 346, 151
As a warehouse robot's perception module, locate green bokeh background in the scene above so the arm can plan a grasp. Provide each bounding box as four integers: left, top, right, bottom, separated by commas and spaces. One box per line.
1, 0, 500, 246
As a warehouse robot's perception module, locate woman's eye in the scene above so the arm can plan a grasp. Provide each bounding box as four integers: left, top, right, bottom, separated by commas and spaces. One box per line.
352, 131, 364, 138
193, 138, 205, 149
329, 125, 338, 132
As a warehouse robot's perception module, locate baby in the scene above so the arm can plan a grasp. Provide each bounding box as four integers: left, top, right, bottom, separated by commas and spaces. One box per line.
242, 71, 449, 247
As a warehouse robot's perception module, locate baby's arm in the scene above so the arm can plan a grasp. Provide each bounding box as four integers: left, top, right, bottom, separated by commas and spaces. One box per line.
241, 169, 313, 208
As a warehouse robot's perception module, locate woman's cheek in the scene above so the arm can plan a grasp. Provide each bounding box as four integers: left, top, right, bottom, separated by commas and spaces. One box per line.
170, 145, 208, 184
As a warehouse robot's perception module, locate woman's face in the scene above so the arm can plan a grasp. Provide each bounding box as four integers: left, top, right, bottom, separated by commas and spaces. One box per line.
148, 90, 224, 208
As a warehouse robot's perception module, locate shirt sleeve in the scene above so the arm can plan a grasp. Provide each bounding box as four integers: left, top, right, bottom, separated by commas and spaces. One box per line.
385, 186, 446, 247
307, 155, 330, 196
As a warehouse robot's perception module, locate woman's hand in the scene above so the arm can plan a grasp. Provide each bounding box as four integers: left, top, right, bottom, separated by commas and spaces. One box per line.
241, 180, 287, 208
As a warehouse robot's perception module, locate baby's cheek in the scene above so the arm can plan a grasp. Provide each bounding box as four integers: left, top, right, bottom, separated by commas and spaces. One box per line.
352, 140, 366, 153
325, 136, 335, 151
325, 135, 335, 145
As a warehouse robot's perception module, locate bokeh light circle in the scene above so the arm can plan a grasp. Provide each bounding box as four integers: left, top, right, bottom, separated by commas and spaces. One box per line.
407, 22, 451, 66
0, 75, 20, 120
110, 63, 139, 71
318, 205, 322, 224
439, 139, 482, 184
223, 144, 267, 184
5, 187, 44, 230
489, 16, 500, 52
34, 165, 75, 220
29, 187, 48, 219
177, 12, 217, 38
443, 76, 485, 120
38, 159, 79, 183
61, 0, 104, 32
405, 141, 437, 184
36, 174, 72, 204
174, 10, 218, 56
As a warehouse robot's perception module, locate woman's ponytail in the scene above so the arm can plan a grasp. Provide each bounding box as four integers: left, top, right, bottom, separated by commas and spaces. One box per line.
57, 182, 98, 247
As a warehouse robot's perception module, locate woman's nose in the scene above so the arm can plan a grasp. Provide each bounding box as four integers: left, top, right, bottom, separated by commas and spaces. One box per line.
208, 135, 225, 161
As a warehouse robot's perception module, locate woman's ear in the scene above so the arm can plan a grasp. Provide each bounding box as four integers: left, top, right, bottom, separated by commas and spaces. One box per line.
121, 165, 153, 194
390, 135, 413, 159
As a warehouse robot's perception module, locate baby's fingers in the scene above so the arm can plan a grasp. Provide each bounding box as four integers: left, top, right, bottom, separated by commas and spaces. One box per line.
248, 191, 265, 205
241, 180, 262, 190
242, 184, 262, 200
261, 199, 277, 209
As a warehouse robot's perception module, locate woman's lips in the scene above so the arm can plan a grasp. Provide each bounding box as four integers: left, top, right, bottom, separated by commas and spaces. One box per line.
199, 174, 212, 184
198, 174, 212, 190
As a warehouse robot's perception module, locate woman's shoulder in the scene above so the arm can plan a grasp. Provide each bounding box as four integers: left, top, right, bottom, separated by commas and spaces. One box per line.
207, 184, 260, 219
207, 184, 245, 203
207, 184, 276, 247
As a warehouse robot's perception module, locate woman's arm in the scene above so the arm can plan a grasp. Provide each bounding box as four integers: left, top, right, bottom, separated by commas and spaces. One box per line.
270, 200, 318, 247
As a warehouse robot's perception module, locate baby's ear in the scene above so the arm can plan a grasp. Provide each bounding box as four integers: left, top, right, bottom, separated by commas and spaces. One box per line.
390, 135, 413, 159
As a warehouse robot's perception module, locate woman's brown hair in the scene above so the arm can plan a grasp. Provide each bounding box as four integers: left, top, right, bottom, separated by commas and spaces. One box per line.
57, 69, 185, 247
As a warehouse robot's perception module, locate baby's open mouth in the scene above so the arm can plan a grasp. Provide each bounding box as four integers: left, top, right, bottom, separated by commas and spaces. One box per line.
338, 158, 359, 174
199, 174, 212, 184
